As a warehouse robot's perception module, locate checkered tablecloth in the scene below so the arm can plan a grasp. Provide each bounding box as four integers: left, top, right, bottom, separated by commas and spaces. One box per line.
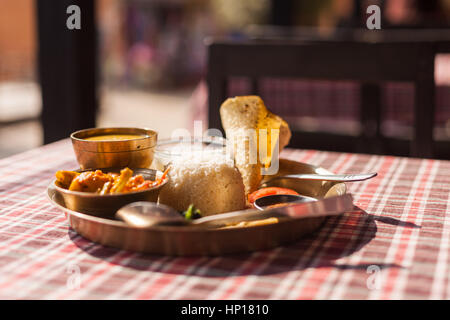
0, 139, 449, 300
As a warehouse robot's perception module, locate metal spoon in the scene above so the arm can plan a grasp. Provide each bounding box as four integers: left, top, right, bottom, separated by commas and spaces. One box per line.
116, 202, 186, 228
115, 194, 354, 228
262, 172, 377, 185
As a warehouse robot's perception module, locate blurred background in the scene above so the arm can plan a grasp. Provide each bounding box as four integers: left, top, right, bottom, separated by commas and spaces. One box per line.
1, 0, 450, 159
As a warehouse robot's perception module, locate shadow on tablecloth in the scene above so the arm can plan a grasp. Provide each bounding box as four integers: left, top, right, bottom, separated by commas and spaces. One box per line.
68, 206, 414, 276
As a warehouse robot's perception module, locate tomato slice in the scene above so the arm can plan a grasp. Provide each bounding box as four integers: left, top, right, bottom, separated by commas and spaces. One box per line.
248, 187, 299, 204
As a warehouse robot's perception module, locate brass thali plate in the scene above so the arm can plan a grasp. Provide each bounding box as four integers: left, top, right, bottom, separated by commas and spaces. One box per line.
47, 158, 347, 256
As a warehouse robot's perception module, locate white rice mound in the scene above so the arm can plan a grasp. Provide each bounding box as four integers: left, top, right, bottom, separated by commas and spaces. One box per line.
158, 152, 246, 216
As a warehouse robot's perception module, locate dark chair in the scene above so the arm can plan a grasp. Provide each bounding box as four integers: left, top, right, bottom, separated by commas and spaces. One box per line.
36, 0, 98, 144
206, 38, 437, 158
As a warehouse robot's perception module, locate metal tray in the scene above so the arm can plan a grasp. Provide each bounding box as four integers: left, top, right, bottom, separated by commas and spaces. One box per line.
47, 158, 347, 256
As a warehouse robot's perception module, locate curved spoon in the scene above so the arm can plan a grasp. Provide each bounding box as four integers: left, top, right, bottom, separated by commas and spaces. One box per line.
116, 202, 186, 228
263, 172, 377, 185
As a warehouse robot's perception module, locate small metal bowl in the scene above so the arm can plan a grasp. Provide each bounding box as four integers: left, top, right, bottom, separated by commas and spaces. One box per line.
71, 127, 157, 169
53, 168, 168, 218
151, 136, 227, 171
253, 194, 317, 210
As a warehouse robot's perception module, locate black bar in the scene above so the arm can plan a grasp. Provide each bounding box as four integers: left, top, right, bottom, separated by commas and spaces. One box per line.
412, 44, 435, 158
270, 0, 294, 26
250, 78, 259, 96
207, 44, 227, 133
359, 83, 383, 154
208, 41, 424, 81
36, 0, 98, 144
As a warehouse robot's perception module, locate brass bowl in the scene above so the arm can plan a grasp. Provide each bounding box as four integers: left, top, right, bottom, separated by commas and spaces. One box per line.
53, 168, 168, 218
71, 127, 157, 169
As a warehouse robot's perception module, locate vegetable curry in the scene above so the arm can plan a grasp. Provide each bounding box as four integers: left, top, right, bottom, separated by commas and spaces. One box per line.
55, 167, 168, 194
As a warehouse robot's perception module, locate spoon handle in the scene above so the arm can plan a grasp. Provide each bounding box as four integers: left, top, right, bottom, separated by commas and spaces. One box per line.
267, 172, 377, 183
192, 194, 354, 227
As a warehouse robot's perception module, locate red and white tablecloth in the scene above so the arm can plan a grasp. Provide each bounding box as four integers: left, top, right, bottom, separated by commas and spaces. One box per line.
0, 139, 449, 299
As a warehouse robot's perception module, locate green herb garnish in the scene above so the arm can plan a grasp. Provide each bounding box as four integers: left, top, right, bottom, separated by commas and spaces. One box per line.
182, 204, 202, 220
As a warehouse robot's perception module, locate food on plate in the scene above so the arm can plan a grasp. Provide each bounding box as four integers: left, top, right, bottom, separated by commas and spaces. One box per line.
84, 134, 147, 141
67, 169, 116, 193
266, 203, 292, 209
151, 137, 227, 171
220, 96, 291, 197
222, 217, 279, 229
248, 187, 300, 205
158, 153, 246, 216
182, 204, 202, 220
55, 170, 80, 189
55, 167, 168, 194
